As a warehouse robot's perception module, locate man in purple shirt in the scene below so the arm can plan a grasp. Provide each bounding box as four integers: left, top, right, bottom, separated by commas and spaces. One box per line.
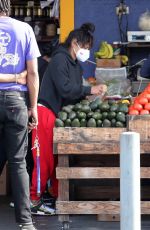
0, 1, 40, 230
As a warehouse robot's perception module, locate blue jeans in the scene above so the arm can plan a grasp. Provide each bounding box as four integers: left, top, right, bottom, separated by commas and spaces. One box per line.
0, 90, 32, 225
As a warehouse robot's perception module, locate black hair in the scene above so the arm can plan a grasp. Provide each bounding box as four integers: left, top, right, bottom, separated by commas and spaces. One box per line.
41, 36, 59, 57
0, 0, 10, 14
64, 23, 95, 49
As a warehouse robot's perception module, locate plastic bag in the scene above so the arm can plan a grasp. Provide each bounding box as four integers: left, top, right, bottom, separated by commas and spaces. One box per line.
95, 67, 131, 96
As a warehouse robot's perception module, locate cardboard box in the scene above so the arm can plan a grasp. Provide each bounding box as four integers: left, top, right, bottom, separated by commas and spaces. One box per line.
0, 164, 7, 195
96, 58, 121, 68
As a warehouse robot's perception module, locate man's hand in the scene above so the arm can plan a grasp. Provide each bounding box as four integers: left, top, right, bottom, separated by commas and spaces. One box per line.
91, 84, 107, 95
28, 107, 38, 132
17, 70, 27, 85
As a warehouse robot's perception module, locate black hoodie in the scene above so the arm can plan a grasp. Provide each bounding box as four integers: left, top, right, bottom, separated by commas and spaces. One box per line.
39, 45, 91, 115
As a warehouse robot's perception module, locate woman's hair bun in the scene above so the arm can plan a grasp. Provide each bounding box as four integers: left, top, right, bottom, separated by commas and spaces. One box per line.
80, 23, 95, 33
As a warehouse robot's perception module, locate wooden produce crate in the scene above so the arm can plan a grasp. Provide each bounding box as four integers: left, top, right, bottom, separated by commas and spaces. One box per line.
96, 58, 121, 68
53, 116, 150, 228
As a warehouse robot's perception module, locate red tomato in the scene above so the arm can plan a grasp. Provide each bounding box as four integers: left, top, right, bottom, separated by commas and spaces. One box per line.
144, 103, 150, 111
137, 97, 149, 105
133, 103, 143, 111
140, 109, 149, 115
142, 92, 150, 101
129, 109, 139, 115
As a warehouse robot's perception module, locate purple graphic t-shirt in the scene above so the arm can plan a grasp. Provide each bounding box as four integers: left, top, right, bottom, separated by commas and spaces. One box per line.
0, 17, 41, 91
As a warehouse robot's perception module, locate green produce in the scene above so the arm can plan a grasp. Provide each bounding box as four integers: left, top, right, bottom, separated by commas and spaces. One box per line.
110, 104, 119, 112
62, 105, 73, 114
80, 118, 87, 127
58, 111, 67, 121
73, 103, 82, 111
77, 112, 87, 120
65, 119, 71, 127
103, 119, 111, 127
99, 102, 110, 112
111, 118, 117, 127
97, 119, 103, 127
71, 118, 80, 127
81, 105, 91, 113
115, 121, 124, 127
92, 112, 102, 120
116, 112, 126, 123
107, 111, 116, 120
55, 118, 64, 127
68, 111, 76, 120
117, 104, 128, 114
87, 118, 97, 127
87, 111, 94, 118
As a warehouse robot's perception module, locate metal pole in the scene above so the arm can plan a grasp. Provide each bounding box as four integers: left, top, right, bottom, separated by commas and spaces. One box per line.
120, 132, 141, 230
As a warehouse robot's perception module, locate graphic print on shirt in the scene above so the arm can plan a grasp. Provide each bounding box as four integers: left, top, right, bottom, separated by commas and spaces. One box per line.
0, 31, 19, 67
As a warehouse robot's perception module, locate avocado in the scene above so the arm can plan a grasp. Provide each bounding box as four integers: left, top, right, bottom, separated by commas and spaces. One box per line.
117, 104, 128, 114
92, 112, 102, 120
55, 118, 64, 127
107, 111, 116, 120
97, 119, 103, 127
99, 102, 110, 112
103, 119, 111, 127
81, 99, 90, 105
80, 118, 87, 127
116, 112, 126, 123
73, 103, 82, 112
87, 111, 94, 119
110, 104, 119, 112
90, 100, 98, 111
87, 118, 97, 127
68, 111, 76, 120
115, 121, 125, 127
77, 112, 86, 120
62, 105, 72, 114
81, 105, 91, 113
111, 118, 117, 127
71, 118, 80, 127
65, 119, 71, 127
58, 111, 68, 121
102, 112, 108, 120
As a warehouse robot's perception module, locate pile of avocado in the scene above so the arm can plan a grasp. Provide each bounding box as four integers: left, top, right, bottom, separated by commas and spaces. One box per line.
55, 98, 129, 128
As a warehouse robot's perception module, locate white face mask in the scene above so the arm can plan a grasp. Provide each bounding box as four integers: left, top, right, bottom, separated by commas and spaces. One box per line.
75, 43, 90, 62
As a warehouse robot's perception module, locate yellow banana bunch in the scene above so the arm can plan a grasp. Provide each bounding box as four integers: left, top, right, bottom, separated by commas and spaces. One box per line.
95, 41, 114, 59
120, 55, 128, 65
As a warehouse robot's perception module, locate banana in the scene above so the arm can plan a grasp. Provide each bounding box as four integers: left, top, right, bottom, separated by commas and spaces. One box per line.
121, 55, 128, 65
95, 41, 114, 59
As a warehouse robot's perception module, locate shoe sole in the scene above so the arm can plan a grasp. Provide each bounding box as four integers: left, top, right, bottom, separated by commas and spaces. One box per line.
31, 211, 56, 216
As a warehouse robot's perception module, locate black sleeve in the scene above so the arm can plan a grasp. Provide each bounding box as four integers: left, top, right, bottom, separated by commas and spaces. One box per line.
51, 54, 91, 100
140, 56, 150, 79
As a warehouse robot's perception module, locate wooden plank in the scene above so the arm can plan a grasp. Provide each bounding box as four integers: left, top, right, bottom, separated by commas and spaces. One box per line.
127, 115, 150, 140
56, 141, 150, 154
97, 214, 120, 222
58, 155, 69, 223
56, 201, 120, 214
56, 167, 150, 179
57, 142, 119, 154
53, 127, 126, 143
56, 201, 150, 215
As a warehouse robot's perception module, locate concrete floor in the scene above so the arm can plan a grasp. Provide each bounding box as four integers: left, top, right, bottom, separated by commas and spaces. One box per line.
1, 196, 150, 230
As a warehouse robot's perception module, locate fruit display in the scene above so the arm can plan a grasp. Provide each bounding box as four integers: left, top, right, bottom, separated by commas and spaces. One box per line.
95, 41, 128, 66
55, 98, 130, 128
95, 41, 114, 59
128, 83, 150, 115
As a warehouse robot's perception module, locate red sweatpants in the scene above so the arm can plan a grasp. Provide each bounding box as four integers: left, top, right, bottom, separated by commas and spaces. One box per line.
30, 105, 58, 201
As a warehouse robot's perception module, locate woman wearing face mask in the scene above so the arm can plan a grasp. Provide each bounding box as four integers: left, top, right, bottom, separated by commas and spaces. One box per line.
30, 23, 107, 215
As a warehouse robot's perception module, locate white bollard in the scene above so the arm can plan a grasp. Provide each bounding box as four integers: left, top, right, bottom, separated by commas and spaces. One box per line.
120, 132, 141, 230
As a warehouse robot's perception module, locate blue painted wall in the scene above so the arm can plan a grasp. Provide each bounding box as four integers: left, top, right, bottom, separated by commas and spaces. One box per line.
74, 0, 150, 78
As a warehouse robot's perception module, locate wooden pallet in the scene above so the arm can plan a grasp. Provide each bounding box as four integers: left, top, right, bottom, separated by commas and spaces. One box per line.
53, 115, 150, 225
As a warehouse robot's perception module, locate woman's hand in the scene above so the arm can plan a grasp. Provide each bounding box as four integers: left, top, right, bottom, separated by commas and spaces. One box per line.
91, 84, 107, 95
17, 70, 27, 85
28, 107, 38, 132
